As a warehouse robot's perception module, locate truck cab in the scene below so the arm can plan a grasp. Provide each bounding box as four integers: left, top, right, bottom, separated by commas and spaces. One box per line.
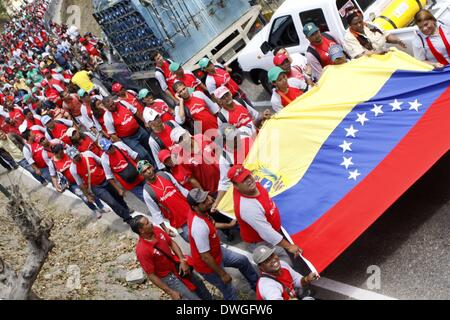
238, 0, 450, 92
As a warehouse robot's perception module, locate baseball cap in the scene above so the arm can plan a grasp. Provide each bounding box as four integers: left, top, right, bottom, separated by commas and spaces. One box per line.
267, 67, 285, 83
77, 88, 86, 97
198, 57, 210, 69
51, 143, 64, 154
66, 127, 77, 137
253, 245, 276, 264
303, 22, 319, 37
98, 137, 113, 151
186, 188, 209, 207
18, 121, 28, 134
136, 160, 152, 174
170, 126, 189, 144
214, 86, 230, 99
329, 44, 345, 62
158, 149, 172, 163
40, 115, 52, 126
138, 88, 150, 100
227, 164, 252, 183
143, 107, 159, 123
169, 62, 181, 73
41, 68, 49, 74
273, 53, 289, 66
111, 83, 123, 93
40, 80, 48, 86
220, 123, 239, 140
66, 146, 80, 159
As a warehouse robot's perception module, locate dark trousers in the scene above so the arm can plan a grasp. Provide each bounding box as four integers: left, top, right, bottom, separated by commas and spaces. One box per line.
91, 180, 132, 222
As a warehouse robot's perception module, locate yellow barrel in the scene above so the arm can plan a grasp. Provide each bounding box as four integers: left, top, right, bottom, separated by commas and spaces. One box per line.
373, 0, 427, 30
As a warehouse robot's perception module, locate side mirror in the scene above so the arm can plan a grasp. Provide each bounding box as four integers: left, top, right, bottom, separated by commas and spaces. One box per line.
260, 41, 272, 55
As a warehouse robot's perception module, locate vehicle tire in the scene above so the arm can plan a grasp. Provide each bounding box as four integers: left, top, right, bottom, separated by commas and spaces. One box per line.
258, 70, 272, 94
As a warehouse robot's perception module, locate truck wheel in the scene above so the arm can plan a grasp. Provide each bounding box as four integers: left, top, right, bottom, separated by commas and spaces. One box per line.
258, 70, 272, 94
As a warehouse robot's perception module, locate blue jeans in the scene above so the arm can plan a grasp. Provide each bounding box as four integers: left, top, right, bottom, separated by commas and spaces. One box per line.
68, 183, 104, 213
178, 223, 190, 243
91, 180, 132, 222
18, 159, 47, 184
40, 167, 52, 183
121, 127, 153, 165
200, 247, 259, 300
129, 182, 145, 204
161, 272, 212, 300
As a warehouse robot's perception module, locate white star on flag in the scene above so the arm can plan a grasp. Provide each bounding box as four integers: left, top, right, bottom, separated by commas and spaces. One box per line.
356, 113, 369, 126
339, 140, 352, 153
348, 169, 361, 180
408, 99, 422, 112
390, 99, 403, 111
341, 156, 354, 169
371, 104, 384, 117
344, 125, 359, 137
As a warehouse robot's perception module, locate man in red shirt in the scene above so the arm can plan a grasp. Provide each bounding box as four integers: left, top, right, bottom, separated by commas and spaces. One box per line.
253, 245, 319, 300
268, 67, 304, 113
303, 22, 341, 80
68, 146, 133, 223
170, 126, 220, 193
130, 214, 212, 300
138, 89, 174, 123
150, 50, 177, 103
172, 82, 219, 137
137, 160, 191, 242
99, 138, 146, 205
50, 143, 107, 218
144, 108, 178, 170
157, 149, 202, 191
102, 96, 153, 165
112, 83, 145, 116
187, 188, 258, 300
169, 62, 207, 93
228, 164, 303, 266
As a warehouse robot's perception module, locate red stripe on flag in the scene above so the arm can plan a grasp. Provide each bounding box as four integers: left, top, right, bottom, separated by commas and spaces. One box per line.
291, 86, 450, 273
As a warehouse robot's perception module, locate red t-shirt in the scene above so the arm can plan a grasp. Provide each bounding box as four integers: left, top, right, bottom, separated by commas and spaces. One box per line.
179, 134, 220, 193
135, 227, 178, 278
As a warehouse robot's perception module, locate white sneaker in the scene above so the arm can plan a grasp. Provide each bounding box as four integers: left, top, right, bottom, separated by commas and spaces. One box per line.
99, 208, 111, 214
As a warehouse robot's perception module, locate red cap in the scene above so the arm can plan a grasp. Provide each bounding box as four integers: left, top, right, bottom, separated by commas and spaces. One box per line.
227, 165, 252, 183
41, 68, 49, 74
79, 37, 86, 43
158, 149, 172, 163
111, 83, 123, 93
273, 53, 289, 66
40, 80, 48, 86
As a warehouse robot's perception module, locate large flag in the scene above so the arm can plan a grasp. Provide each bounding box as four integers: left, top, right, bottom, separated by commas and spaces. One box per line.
218, 49, 450, 273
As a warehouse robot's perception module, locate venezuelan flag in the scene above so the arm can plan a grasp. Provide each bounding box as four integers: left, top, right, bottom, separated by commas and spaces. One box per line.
218, 49, 450, 272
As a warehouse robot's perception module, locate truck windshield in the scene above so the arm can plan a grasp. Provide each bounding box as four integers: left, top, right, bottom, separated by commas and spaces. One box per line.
268, 15, 299, 48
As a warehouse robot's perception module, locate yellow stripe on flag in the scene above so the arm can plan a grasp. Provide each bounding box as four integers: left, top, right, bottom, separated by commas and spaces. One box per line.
218, 50, 432, 216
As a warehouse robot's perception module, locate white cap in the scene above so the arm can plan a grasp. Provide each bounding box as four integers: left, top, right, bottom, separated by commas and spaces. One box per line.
19, 120, 28, 134
170, 126, 189, 144
143, 108, 159, 123
66, 127, 77, 137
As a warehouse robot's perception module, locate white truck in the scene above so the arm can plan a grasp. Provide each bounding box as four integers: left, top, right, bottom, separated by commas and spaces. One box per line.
237, 0, 450, 92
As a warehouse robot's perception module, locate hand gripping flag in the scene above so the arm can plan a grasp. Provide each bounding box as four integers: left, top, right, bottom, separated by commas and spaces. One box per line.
218, 49, 450, 273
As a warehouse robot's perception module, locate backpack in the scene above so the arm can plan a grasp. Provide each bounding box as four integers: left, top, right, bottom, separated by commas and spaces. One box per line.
114, 146, 139, 184
307, 33, 349, 66
150, 121, 176, 149
143, 171, 173, 206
